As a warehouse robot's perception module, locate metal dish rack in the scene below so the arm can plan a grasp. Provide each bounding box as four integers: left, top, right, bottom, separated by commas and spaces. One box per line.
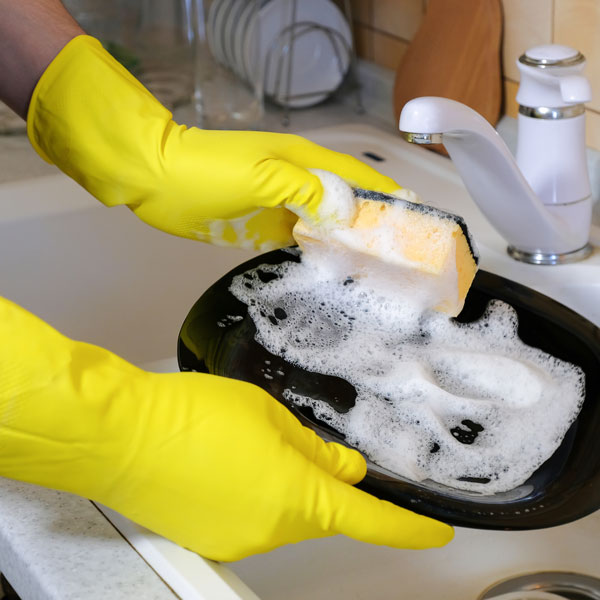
263, 0, 363, 125
205, 0, 362, 126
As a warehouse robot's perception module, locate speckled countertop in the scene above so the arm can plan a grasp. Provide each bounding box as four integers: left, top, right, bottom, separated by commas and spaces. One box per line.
0, 480, 176, 599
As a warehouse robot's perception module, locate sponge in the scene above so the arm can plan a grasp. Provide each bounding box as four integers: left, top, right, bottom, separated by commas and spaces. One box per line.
293, 187, 478, 317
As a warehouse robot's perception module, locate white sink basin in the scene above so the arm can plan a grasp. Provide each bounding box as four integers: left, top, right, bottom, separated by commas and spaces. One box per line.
1, 123, 599, 600
0, 174, 258, 366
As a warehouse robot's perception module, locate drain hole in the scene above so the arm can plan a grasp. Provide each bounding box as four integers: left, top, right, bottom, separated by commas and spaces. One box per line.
362, 151, 385, 162
479, 572, 600, 600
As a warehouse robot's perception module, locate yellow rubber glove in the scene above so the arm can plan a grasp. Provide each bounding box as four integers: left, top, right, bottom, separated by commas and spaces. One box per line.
27, 35, 402, 250
0, 297, 453, 560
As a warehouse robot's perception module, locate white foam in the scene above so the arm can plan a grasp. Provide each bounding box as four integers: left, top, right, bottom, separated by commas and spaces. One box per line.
229, 260, 585, 494
293, 175, 479, 316
305, 169, 356, 226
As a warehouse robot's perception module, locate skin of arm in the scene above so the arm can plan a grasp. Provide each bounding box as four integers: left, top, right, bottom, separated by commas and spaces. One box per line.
0, 0, 83, 118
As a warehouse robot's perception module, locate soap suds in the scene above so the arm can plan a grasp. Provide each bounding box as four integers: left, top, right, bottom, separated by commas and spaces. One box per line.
227, 175, 584, 494
293, 173, 478, 317
230, 261, 584, 494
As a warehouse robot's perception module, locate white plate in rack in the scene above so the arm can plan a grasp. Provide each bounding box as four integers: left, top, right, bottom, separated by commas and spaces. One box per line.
207, 0, 229, 65
233, 0, 256, 81
205, 0, 220, 62
244, 0, 352, 108
222, 0, 247, 70
213, 0, 236, 66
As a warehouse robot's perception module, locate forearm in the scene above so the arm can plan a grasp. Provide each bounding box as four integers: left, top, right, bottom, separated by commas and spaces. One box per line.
0, 0, 83, 117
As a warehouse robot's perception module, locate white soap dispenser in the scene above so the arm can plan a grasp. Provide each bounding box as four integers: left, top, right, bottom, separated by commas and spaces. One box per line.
515, 44, 593, 262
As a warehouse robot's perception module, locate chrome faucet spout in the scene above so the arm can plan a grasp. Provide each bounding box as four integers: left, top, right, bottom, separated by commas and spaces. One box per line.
401, 132, 443, 145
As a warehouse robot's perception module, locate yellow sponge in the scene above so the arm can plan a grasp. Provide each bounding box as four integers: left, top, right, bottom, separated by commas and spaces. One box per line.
293, 189, 478, 317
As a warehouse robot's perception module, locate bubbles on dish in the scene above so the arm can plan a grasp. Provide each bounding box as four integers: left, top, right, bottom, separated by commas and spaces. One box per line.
229, 260, 585, 494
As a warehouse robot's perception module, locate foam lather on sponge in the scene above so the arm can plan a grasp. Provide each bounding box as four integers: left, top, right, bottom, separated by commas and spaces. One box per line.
294, 172, 479, 316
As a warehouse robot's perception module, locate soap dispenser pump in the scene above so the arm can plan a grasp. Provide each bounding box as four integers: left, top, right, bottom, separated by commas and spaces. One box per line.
514, 44, 593, 263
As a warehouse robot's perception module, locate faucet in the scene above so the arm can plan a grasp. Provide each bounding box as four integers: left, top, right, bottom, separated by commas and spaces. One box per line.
399, 44, 593, 265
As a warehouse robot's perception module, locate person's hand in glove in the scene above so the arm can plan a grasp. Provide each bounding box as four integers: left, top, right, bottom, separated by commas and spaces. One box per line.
0, 5, 453, 559
26, 35, 405, 250
0, 297, 453, 561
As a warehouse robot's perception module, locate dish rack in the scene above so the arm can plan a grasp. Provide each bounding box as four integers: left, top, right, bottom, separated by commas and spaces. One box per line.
265, 0, 362, 125
206, 0, 362, 126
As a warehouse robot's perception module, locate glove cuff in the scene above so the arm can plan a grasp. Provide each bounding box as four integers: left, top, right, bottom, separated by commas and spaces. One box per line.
26, 34, 173, 209
28, 36, 109, 164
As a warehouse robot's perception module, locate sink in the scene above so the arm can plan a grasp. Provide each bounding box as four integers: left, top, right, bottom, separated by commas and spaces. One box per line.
0, 123, 599, 600
229, 124, 600, 600
0, 173, 258, 366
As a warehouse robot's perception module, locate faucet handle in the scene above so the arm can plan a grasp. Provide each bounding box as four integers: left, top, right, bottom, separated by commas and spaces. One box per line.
559, 75, 592, 104
519, 44, 584, 68
517, 44, 591, 108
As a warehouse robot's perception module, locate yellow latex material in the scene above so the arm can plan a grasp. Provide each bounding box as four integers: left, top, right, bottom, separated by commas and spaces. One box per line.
0, 297, 452, 560
27, 35, 402, 250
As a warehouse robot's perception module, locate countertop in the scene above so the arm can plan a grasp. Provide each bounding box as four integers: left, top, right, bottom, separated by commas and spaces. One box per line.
0, 98, 394, 600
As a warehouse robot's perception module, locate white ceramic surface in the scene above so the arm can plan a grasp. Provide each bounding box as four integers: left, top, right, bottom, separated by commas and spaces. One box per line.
212, 0, 235, 66
222, 0, 246, 70
234, 0, 261, 81
206, 0, 224, 64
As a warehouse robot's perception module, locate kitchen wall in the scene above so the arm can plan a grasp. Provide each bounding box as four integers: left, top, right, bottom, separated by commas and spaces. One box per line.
350, 0, 600, 150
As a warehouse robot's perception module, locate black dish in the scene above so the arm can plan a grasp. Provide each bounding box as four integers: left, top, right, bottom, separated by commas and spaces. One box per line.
177, 249, 600, 530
